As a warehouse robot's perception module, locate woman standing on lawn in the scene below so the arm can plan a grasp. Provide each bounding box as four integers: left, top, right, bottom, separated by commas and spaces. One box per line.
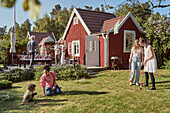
129, 39, 143, 86
139, 37, 157, 91
60, 41, 67, 65
40, 65, 61, 96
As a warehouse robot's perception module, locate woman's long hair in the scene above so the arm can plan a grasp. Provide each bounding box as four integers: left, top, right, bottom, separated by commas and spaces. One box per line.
133, 39, 141, 52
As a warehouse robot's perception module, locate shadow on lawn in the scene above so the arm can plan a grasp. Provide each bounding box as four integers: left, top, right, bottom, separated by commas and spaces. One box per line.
62, 90, 108, 95
2, 99, 68, 112
155, 80, 170, 84
12, 86, 22, 89
156, 84, 170, 89
85, 74, 106, 79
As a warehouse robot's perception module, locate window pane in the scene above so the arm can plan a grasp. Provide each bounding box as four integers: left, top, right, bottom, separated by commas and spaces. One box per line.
77, 42, 79, 54
89, 41, 92, 51
74, 43, 76, 54
92, 40, 96, 51
74, 17, 78, 25
126, 32, 134, 51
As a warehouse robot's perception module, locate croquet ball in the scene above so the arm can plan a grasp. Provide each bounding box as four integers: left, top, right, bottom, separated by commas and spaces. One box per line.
139, 87, 142, 90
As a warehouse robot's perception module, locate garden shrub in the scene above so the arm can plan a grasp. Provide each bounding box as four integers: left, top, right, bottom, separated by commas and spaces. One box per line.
0, 80, 12, 90
51, 64, 89, 80
161, 59, 170, 69
0, 69, 35, 82
0, 93, 14, 101
34, 71, 43, 81
34, 66, 44, 81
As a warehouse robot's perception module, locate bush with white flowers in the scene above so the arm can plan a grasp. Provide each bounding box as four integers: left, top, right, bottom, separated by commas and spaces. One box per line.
0, 93, 14, 101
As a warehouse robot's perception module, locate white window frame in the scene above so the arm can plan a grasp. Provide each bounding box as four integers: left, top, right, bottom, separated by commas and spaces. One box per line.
68, 42, 72, 54
73, 17, 78, 25
124, 30, 136, 53
72, 40, 80, 56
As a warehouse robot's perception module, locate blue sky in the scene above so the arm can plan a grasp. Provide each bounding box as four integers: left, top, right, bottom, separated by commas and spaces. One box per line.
0, 0, 169, 31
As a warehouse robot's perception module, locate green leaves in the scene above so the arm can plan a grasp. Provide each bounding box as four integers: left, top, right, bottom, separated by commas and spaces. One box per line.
33, 5, 73, 40
23, 0, 29, 11
115, 2, 151, 26
28, 0, 41, 21
0, 80, 12, 90
1, 0, 16, 8
1, 0, 41, 20
143, 14, 170, 67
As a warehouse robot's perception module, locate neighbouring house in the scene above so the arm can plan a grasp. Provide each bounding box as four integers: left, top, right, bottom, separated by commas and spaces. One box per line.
26, 32, 56, 46
26, 31, 56, 54
7, 32, 56, 65
61, 7, 145, 68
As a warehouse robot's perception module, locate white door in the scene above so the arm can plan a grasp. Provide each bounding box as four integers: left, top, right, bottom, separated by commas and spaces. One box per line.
86, 36, 99, 66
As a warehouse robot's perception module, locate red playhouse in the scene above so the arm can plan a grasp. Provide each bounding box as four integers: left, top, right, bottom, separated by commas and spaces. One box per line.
61, 8, 145, 68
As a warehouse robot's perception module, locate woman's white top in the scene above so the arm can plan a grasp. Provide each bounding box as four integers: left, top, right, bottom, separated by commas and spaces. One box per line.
60, 44, 66, 64
54, 44, 61, 55
131, 47, 143, 58
144, 44, 157, 73
40, 46, 47, 55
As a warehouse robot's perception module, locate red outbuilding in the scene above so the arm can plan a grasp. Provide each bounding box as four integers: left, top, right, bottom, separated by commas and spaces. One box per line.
62, 8, 145, 68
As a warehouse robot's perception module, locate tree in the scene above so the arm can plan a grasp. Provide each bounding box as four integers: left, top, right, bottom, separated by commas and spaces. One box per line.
115, 2, 151, 26
84, 4, 114, 12
33, 4, 73, 40
143, 13, 170, 67
117, 0, 170, 10
145, 0, 170, 10
20, 19, 32, 39
1, 0, 169, 20
33, 14, 53, 33
0, 39, 9, 63
0, 26, 7, 39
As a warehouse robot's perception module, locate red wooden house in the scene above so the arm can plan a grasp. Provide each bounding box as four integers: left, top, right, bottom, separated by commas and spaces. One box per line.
62, 8, 145, 68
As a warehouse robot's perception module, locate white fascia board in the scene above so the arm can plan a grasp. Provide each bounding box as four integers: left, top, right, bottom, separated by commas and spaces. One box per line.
74, 8, 91, 35
52, 32, 56, 42
119, 12, 145, 34
27, 31, 31, 40
42, 36, 54, 45
62, 7, 91, 40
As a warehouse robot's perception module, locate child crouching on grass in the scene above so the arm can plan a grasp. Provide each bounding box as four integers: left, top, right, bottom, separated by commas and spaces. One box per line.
23, 84, 37, 104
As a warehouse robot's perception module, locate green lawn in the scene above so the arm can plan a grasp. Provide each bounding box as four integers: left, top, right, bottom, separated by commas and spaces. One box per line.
0, 69, 170, 113
0, 64, 3, 67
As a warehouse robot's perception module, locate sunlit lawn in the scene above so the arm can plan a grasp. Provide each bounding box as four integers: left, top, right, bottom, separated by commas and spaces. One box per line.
0, 64, 3, 67
0, 69, 170, 113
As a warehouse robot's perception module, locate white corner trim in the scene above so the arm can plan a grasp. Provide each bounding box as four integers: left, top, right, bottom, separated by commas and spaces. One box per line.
102, 33, 106, 39
62, 7, 91, 40
119, 12, 145, 34
97, 36, 100, 66
104, 34, 109, 68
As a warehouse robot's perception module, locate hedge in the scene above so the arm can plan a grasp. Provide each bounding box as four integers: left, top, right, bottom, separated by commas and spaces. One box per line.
34, 64, 89, 81
0, 68, 35, 82
0, 80, 12, 90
